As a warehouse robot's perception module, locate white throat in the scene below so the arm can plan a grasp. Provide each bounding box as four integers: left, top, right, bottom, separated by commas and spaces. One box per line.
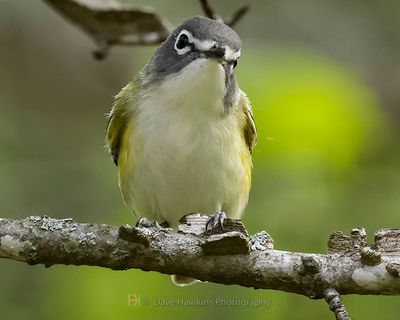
147, 58, 226, 119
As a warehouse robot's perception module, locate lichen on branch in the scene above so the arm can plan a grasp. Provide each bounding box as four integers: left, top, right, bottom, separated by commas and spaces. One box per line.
1, 215, 400, 319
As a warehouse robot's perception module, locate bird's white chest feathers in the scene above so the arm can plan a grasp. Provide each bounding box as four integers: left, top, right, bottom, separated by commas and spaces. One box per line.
122, 59, 248, 227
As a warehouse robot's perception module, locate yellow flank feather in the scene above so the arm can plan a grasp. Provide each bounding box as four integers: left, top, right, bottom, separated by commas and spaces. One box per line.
106, 81, 137, 166
239, 93, 258, 153
117, 123, 134, 186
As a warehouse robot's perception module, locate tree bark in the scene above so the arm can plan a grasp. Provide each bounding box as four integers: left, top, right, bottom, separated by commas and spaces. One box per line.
0, 215, 399, 294
2, 214, 400, 319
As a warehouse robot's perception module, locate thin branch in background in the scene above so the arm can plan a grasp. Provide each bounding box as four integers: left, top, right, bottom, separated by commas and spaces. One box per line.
225, 5, 250, 27
324, 288, 351, 320
43, 0, 172, 60
43, 0, 250, 59
198, 0, 250, 27
199, 0, 216, 19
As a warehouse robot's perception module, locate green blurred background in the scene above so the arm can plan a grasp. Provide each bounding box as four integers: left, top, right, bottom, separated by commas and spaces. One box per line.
1, 0, 399, 319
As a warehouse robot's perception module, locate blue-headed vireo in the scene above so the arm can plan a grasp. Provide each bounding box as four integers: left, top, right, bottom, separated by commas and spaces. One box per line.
106, 16, 257, 285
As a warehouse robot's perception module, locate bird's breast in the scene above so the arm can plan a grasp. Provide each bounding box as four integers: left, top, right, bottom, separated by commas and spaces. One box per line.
119, 58, 249, 226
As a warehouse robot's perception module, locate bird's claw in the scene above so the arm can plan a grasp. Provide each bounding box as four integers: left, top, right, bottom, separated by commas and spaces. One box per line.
135, 217, 170, 230
206, 211, 226, 233
135, 217, 155, 228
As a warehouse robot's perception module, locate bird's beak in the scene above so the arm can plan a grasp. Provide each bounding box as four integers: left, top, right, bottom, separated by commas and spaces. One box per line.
202, 45, 237, 71
201, 44, 240, 74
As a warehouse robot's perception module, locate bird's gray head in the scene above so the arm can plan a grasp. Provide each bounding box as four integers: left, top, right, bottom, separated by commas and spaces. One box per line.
144, 16, 241, 79
142, 16, 242, 108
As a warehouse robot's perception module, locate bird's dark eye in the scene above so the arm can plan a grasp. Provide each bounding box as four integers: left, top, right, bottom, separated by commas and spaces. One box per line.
176, 34, 189, 49
233, 59, 238, 68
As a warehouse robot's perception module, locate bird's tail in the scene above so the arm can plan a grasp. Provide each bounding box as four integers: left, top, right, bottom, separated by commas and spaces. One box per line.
171, 275, 201, 286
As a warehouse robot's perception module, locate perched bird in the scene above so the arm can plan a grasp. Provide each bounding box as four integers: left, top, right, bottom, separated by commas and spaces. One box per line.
106, 16, 257, 284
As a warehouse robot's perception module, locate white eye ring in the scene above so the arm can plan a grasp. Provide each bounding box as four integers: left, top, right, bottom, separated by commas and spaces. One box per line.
174, 30, 193, 55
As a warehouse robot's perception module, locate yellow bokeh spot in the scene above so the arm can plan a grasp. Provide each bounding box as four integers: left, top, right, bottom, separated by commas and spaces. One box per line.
238, 47, 385, 169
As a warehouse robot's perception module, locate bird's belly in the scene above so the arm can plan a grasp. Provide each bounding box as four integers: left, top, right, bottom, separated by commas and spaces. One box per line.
120, 121, 250, 227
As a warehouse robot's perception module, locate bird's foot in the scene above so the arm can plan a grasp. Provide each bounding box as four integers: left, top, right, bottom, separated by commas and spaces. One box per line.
205, 211, 226, 233
135, 217, 155, 228
135, 217, 170, 230
119, 218, 171, 243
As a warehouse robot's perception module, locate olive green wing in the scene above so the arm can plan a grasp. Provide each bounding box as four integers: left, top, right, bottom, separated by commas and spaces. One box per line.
106, 81, 137, 166
240, 93, 257, 153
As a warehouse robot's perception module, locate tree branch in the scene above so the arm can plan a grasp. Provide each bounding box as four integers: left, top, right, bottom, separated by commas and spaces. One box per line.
1, 215, 400, 319
43, 0, 250, 59
43, 0, 172, 59
324, 288, 351, 320
225, 5, 250, 28
199, 0, 217, 20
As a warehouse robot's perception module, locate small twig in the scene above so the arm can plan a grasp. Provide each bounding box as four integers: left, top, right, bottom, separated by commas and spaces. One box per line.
199, 0, 216, 19
324, 288, 351, 320
225, 5, 250, 27
198, 0, 250, 27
